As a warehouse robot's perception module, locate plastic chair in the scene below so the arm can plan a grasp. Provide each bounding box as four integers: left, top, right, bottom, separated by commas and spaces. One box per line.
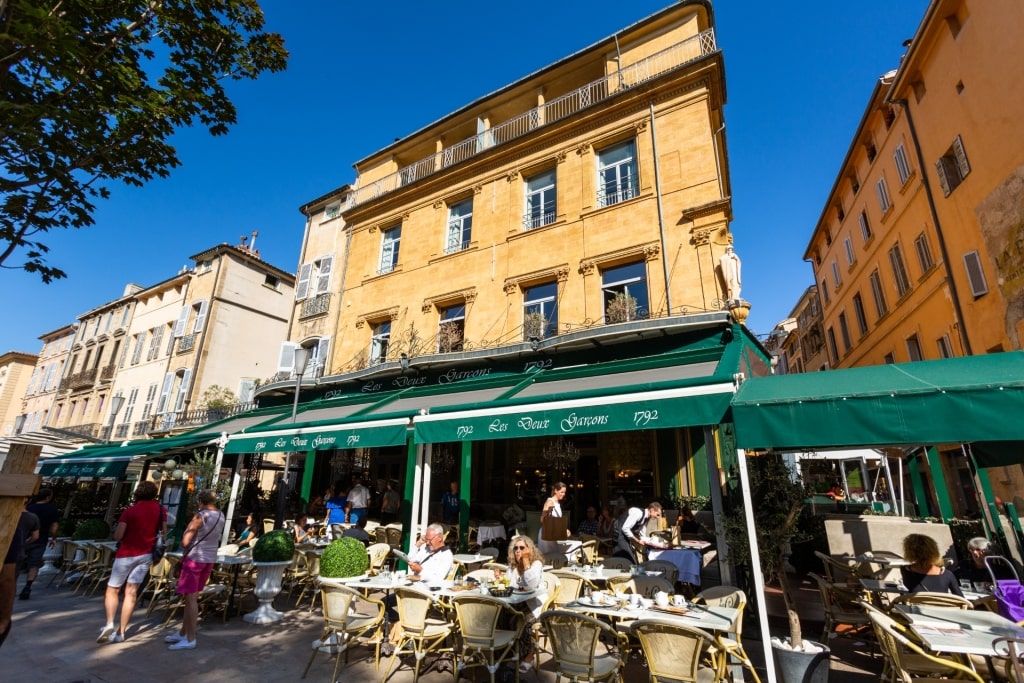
629, 618, 724, 682
451, 594, 524, 683
540, 610, 628, 683
383, 586, 454, 683
695, 586, 761, 683
302, 583, 385, 680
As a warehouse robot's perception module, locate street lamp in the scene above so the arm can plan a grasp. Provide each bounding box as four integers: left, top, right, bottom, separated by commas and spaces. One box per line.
276, 346, 311, 527
105, 394, 126, 443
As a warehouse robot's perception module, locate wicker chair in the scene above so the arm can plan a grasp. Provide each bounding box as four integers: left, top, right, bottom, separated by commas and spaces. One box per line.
808, 572, 871, 642
550, 570, 598, 606
601, 557, 634, 571
641, 560, 680, 586
452, 594, 524, 683
866, 609, 983, 683
629, 618, 724, 682
540, 610, 628, 683
694, 586, 760, 683
383, 586, 454, 683
302, 583, 385, 680
890, 592, 972, 610
366, 542, 392, 576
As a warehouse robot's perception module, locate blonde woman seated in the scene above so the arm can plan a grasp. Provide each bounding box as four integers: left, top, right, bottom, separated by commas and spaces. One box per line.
500, 535, 546, 674
900, 533, 962, 596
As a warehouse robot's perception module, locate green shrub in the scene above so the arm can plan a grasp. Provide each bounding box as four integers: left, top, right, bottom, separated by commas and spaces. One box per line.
252, 529, 295, 563
320, 537, 369, 579
72, 518, 110, 540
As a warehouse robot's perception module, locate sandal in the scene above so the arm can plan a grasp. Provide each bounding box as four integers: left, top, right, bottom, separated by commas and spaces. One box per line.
518, 661, 533, 674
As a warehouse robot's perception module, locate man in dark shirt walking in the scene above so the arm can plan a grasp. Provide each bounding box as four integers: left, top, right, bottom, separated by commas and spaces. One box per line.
22, 489, 60, 600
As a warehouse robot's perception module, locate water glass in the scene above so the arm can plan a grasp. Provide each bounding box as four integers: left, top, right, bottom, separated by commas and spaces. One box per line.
959, 579, 972, 591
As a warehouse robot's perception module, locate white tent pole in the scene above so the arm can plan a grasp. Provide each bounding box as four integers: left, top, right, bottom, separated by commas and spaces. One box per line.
222, 465, 242, 546
897, 456, 905, 516
703, 427, 732, 585
409, 444, 425, 547
859, 457, 870, 502
420, 444, 433, 534
736, 447, 778, 683
212, 434, 226, 486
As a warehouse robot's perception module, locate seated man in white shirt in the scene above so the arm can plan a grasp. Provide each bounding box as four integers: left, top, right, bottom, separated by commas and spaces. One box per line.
407, 523, 453, 583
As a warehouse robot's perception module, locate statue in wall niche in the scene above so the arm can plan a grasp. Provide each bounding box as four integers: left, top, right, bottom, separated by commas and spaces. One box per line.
720, 244, 742, 301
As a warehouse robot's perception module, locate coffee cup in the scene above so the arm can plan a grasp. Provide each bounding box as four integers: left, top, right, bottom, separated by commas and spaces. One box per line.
672, 594, 686, 607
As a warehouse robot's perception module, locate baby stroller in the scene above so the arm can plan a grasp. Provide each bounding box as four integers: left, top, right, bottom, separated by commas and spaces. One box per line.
986, 555, 1024, 622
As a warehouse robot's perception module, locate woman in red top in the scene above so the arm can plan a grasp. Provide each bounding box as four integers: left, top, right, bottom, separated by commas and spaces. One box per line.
98, 481, 165, 644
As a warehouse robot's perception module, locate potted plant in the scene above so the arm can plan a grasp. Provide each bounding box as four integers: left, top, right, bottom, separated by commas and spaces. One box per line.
523, 311, 547, 341
72, 518, 110, 541
244, 529, 295, 624
198, 385, 236, 421
318, 537, 370, 583
725, 452, 829, 683
605, 292, 638, 323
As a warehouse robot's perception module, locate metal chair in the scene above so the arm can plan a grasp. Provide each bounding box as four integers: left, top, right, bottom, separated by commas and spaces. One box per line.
694, 586, 761, 683
383, 586, 454, 683
540, 609, 628, 683
629, 618, 724, 682
302, 583, 385, 680
452, 594, 524, 683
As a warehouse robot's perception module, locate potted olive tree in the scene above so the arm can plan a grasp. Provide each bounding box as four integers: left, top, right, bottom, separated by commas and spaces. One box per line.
605, 292, 638, 323
725, 452, 829, 683
198, 385, 236, 422
318, 537, 370, 584
244, 529, 295, 624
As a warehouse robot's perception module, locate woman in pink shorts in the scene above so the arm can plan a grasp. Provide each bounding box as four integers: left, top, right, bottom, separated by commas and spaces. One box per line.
166, 490, 224, 650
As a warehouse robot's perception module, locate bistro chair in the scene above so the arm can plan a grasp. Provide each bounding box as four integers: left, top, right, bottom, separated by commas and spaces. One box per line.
533, 572, 562, 655
366, 542, 391, 575
629, 618, 724, 682
383, 586, 454, 683
601, 557, 634, 572
540, 610, 628, 683
641, 560, 680, 586
694, 586, 760, 683
85, 543, 117, 597
578, 539, 599, 565
808, 572, 871, 642
550, 570, 597, 606
632, 575, 674, 598
303, 582, 385, 680
296, 550, 322, 611
452, 594, 524, 683
890, 592, 972, 611
142, 556, 178, 617
480, 547, 500, 560
865, 609, 983, 683
49, 540, 87, 589
386, 526, 403, 550
814, 551, 862, 585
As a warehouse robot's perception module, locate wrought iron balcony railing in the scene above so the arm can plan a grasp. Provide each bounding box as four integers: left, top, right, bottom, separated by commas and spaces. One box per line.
144, 401, 259, 434
350, 29, 716, 208
300, 293, 330, 319
178, 333, 198, 353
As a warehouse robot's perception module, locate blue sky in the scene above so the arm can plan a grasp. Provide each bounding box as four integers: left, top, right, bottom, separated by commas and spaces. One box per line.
0, 0, 929, 353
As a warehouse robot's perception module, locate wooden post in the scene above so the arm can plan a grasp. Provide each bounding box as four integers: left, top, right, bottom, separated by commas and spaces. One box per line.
1, 443, 43, 556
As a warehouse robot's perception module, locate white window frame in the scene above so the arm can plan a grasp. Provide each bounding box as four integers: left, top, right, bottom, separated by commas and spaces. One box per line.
445, 199, 473, 255
869, 269, 888, 317
131, 332, 147, 365
379, 226, 401, 275
438, 304, 466, 353
295, 256, 334, 301
147, 326, 163, 361
936, 335, 953, 359
277, 342, 299, 377
523, 282, 559, 340
191, 300, 209, 333
172, 306, 189, 338
172, 369, 192, 412
370, 321, 391, 365
843, 237, 855, 266
524, 168, 557, 230
914, 233, 934, 273
935, 135, 971, 197
894, 144, 912, 185
906, 334, 923, 362
596, 140, 639, 208
831, 259, 842, 287
156, 372, 174, 414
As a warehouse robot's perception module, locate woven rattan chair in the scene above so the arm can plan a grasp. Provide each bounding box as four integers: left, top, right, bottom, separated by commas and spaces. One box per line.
866, 609, 983, 683
694, 586, 760, 683
383, 586, 454, 683
540, 610, 628, 683
890, 592, 972, 610
550, 570, 597, 607
629, 618, 724, 682
452, 594, 524, 683
302, 583, 385, 680
366, 542, 391, 576
601, 557, 633, 571
640, 560, 679, 586
808, 572, 871, 642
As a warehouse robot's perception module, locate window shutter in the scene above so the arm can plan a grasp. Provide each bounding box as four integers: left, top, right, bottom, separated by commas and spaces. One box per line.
43, 363, 57, 390
192, 300, 208, 333
277, 342, 298, 374
124, 388, 138, 423
934, 159, 951, 197
952, 135, 970, 177
156, 372, 175, 413
314, 337, 331, 377
131, 333, 146, 364
295, 263, 313, 301
238, 379, 256, 403
963, 251, 988, 297
148, 326, 164, 361
172, 369, 192, 412
314, 256, 333, 295
173, 306, 189, 337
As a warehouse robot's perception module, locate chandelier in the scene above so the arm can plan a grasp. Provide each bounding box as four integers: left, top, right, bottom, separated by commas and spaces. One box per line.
543, 437, 580, 470
433, 444, 457, 472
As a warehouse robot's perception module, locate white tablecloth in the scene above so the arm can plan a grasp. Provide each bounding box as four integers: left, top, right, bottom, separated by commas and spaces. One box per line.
477, 524, 506, 544
648, 548, 702, 586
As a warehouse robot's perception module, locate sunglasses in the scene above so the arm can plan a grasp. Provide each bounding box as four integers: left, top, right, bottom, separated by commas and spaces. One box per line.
513, 546, 527, 551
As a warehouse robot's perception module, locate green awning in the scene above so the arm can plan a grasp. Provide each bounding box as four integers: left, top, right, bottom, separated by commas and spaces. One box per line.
415, 383, 735, 443
39, 432, 222, 478
224, 417, 410, 454
46, 458, 131, 478
731, 351, 1024, 450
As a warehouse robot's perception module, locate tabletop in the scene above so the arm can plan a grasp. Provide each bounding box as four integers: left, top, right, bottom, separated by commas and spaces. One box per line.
453, 553, 493, 565
860, 578, 989, 603
477, 523, 506, 543
894, 604, 1024, 656
555, 566, 630, 583
566, 597, 736, 632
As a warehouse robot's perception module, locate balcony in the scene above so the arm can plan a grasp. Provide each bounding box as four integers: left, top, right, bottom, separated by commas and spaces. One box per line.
143, 401, 259, 434
100, 364, 117, 382
66, 368, 98, 391
300, 293, 330, 319
178, 333, 198, 353
350, 29, 716, 207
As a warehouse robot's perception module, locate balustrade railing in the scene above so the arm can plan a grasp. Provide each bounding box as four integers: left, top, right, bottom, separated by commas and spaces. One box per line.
300, 292, 330, 319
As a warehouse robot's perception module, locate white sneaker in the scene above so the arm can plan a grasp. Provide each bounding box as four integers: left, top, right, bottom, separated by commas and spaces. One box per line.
164, 632, 185, 643
97, 624, 115, 643
109, 632, 124, 643
168, 638, 196, 650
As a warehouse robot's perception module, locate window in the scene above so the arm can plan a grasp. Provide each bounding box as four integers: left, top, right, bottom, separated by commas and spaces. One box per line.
123, 388, 138, 426
601, 261, 649, 323
883, 352, 896, 365
238, 379, 257, 404
894, 144, 912, 185
524, 168, 557, 229
277, 339, 330, 378
264, 274, 280, 290
131, 333, 146, 365
906, 334, 923, 361
914, 233, 934, 273
858, 211, 872, 242
324, 201, 341, 219
838, 312, 852, 352
438, 304, 466, 353
379, 225, 401, 274
963, 250, 988, 297
876, 177, 892, 213
370, 321, 391, 365
826, 327, 839, 366
820, 279, 830, 306
935, 135, 970, 196
869, 269, 888, 317
445, 199, 473, 255
146, 326, 163, 361
141, 384, 157, 422
190, 300, 208, 334
596, 140, 639, 208
120, 305, 132, 326
936, 335, 954, 358
523, 282, 558, 340
849, 172, 860, 194
831, 259, 842, 287
843, 238, 855, 266
197, 259, 213, 274
296, 256, 334, 301
889, 244, 911, 297
852, 293, 868, 335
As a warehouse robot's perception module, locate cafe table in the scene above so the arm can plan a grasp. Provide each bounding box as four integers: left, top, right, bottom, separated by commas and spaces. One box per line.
166, 551, 252, 616
453, 553, 492, 567
860, 578, 991, 607
567, 593, 736, 633
476, 522, 506, 545
893, 603, 1024, 659
557, 565, 630, 584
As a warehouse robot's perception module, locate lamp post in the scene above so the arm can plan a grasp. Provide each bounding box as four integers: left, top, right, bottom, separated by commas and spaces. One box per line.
276, 346, 311, 527
105, 394, 126, 443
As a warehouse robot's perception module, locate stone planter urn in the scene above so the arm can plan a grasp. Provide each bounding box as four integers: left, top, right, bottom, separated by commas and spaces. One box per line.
38, 537, 66, 575
244, 560, 291, 624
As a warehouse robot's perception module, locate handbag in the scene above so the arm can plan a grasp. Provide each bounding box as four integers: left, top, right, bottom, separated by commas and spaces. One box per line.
151, 504, 166, 563
172, 510, 221, 579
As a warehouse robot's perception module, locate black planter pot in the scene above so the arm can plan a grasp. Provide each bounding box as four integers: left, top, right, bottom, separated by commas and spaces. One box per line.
772, 641, 830, 683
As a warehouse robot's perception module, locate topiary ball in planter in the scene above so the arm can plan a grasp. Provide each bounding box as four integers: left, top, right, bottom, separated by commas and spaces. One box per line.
72, 518, 110, 540
252, 529, 295, 563
319, 537, 369, 579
